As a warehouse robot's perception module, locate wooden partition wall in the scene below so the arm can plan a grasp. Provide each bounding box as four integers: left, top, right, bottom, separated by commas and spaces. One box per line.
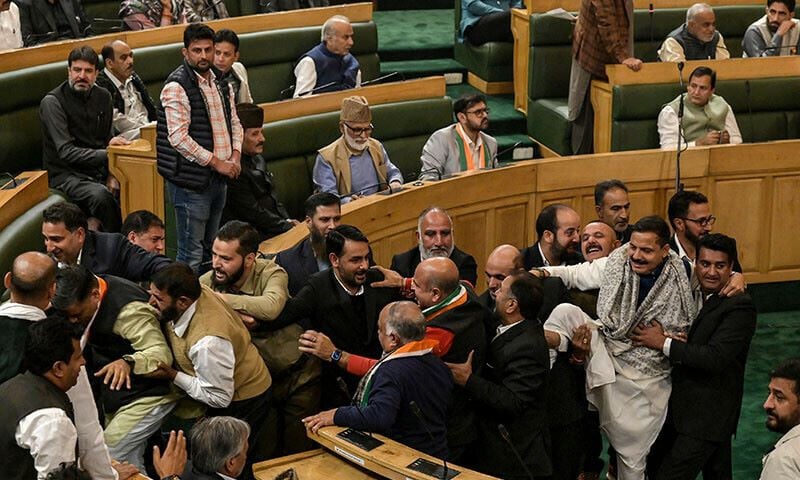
0, 3, 372, 73
591, 56, 800, 152
262, 140, 800, 290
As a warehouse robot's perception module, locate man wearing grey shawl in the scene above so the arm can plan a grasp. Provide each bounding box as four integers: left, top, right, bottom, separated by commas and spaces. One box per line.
540, 216, 696, 479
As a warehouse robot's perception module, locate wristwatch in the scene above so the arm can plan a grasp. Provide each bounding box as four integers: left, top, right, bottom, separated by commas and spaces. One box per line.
330, 349, 343, 363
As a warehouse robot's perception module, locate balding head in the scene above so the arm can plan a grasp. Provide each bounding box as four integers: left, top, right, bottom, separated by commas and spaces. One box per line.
485, 244, 524, 299
411, 257, 460, 309
3, 252, 58, 308
378, 301, 426, 352
581, 221, 620, 261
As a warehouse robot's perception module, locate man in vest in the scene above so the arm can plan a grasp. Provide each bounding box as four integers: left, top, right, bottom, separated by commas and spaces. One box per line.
657, 66, 742, 149
0, 317, 84, 479
293, 14, 361, 97
146, 262, 271, 475
214, 29, 254, 104
96, 40, 158, 141
41, 46, 131, 233
312, 96, 403, 203
743, 0, 800, 57
419, 93, 499, 180
658, 3, 730, 62
157, 23, 243, 273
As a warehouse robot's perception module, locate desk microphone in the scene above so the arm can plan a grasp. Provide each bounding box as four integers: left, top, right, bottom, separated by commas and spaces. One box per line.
336, 377, 374, 438
759, 44, 799, 55
0, 172, 18, 188
675, 61, 686, 193
359, 71, 400, 87
296, 81, 339, 98
498, 424, 535, 480
493, 140, 523, 163
409, 401, 448, 480
648, 3, 655, 46
745, 79, 753, 142
199, 0, 226, 17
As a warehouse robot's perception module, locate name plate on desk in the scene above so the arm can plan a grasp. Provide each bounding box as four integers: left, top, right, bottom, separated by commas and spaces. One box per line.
337, 428, 384, 451
407, 458, 460, 479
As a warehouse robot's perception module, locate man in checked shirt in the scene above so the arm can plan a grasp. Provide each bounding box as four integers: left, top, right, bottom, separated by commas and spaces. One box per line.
156, 23, 243, 273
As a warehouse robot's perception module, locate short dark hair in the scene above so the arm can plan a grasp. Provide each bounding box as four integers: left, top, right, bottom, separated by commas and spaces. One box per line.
770, 358, 800, 397
304, 192, 340, 219
122, 210, 164, 237
697, 233, 737, 266
631, 215, 671, 247
689, 66, 716, 89
768, 0, 795, 13
151, 262, 201, 300
183, 23, 215, 49
453, 93, 486, 115
667, 190, 709, 227
100, 42, 115, 65
535, 204, 569, 240
213, 28, 240, 51
216, 220, 260, 256
51, 265, 98, 311
25, 316, 81, 376
326, 224, 368, 258
45, 463, 92, 480
508, 272, 544, 320
68, 45, 99, 68
43, 202, 88, 232
594, 179, 628, 206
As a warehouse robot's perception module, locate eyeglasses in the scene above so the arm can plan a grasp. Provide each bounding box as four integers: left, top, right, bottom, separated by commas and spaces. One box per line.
465, 108, 490, 117
680, 215, 716, 227
344, 123, 374, 136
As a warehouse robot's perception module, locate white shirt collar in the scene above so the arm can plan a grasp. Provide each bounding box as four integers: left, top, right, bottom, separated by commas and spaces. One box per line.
171, 300, 199, 337
333, 270, 364, 296
218, 474, 237, 480
0, 302, 47, 321
104, 67, 127, 89
537, 243, 555, 267
673, 233, 693, 264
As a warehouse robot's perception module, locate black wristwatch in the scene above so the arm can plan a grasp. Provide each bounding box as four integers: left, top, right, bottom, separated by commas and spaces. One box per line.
330, 349, 343, 363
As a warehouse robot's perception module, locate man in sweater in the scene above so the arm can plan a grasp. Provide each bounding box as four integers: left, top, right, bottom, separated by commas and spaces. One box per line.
293, 15, 361, 97
41, 46, 131, 232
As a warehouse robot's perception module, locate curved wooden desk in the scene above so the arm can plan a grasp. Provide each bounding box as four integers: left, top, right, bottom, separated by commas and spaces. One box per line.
262, 140, 800, 287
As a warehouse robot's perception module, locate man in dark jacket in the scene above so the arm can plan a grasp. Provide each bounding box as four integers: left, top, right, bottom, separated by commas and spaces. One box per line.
18, 0, 89, 46
448, 272, 552, 479
521, 203, 583, 270
222, 103, 297, 241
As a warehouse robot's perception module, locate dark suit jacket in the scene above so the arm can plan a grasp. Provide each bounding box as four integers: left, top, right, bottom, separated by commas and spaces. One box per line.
275, 238, 320, 297
668, 293, 757, 442
464, 319, 552, 478
18, 0, 89, 46
81, 231, 172, 283
669, 235, 743, 273
95, 71, 158, 124
390, 245, 478, 286
521, 242, 583, 270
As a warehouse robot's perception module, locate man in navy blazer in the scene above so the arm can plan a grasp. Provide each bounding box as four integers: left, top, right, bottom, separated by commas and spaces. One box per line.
633, 233, 757, 480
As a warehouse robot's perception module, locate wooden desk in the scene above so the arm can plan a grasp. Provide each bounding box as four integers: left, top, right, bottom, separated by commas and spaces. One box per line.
0, 3, 372, 74
261, 140, 800, 287
254, 449, 379, 480
591, 56, 800, 152
0, 171, 48, 231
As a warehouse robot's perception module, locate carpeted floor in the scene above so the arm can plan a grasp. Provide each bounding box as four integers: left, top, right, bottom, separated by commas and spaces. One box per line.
374, 9, 455, 60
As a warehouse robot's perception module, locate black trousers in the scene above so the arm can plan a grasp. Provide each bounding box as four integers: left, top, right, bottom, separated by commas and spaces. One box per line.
55, 175, 122, 232
464, 10, 513, 45
648, 420, 732, 480
549, 418, 584, 480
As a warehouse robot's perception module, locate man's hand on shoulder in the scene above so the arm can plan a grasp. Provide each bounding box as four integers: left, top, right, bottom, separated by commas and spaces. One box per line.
622, 57, 643, 72
719, 271, 746, 298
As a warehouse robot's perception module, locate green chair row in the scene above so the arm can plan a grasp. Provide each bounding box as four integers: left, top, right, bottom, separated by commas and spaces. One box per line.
453, 0, 514, 84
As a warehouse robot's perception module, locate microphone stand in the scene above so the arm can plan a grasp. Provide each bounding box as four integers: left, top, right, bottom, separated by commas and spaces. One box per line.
675, 61, 685, 193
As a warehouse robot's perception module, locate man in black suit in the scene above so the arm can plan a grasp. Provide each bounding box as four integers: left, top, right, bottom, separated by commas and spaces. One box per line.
275, 224, 399, 407
42, 202, 171, 283
632, 233, 757, 480
389, 206, 478, 286
478, 244, 524, 311
447, 272, 551, 479
18, 0, 89, 46
275, 192, 341, 296
521, 203, 583, 270
595, 179, 633, 243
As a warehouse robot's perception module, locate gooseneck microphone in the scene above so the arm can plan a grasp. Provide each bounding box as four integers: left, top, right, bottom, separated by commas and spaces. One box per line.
675, 61, 685, 193
492, 140, 523, 163
409, 401, 448, 480
498, 424, 535, 480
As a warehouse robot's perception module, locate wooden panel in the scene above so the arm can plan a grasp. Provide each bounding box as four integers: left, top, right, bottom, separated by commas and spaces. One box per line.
0, 3, 372, 73
467, 73, 514, 95
511, 8, 530, 114
711, 177, 766, 272
261, 77, 446, 123
0, 171, 49, 231
628, 189, 658, 224
254, 449, 379, 480
494, 203, 528, 249
527, 0, 761, 13
769, 175, 800, 271
108, 136, 160, 221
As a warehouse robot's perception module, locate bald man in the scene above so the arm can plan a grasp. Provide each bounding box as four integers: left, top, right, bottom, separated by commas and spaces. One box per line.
478, 244, 525, 311
0, 252, 57, 383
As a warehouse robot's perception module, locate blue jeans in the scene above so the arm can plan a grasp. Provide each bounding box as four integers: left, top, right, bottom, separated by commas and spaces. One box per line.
167, 176, 226, 273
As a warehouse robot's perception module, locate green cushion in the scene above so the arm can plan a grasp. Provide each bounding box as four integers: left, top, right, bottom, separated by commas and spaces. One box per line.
527, 98, 571, 155
453, 0, 513, 82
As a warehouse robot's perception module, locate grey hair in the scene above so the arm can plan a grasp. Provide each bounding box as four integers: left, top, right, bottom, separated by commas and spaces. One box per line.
416, 206, 453, 235
321, 15, 350, 43
686, 3, 712, 22
190, 417, 250, 474
384, 301, 426, 343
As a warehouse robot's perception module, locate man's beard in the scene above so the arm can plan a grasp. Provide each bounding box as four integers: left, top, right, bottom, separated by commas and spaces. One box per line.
685, 228, 701, 250
68, 78, 93, 94
189, 60, 211, 74
550, 239, 576, 263
768, 21, 780, 33
212, 262, 245, 288
418, 241, 454, 261
159, 304, 182, 324
344, 132, 368, 152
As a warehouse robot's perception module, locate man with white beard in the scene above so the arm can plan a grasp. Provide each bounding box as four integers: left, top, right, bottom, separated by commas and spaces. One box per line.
312, 96, 403, 203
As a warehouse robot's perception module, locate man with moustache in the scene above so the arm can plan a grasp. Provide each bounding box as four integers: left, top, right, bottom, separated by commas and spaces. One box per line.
201, 221, 321, 456
760, 358, 800, 479
521, 203, 583, 270
595, 179, 632, 243
222, 103, 297, 242
275, 192, 341, 296
158, 23, 243, 273
659, 3, 730, 62
294, 15, 361, 97
96, 40, 158, 141
478, 244, 525, 311
214, 29, 253, 104
658, 66, 741, 149
41, 46, 131, 233
419, 94, 498, 179
122, 210, 166, 255
743, 0, 800, 57
632, 233, 756, 479
313, 96, 403, 203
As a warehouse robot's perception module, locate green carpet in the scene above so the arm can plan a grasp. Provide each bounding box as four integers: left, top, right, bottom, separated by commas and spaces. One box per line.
374, 9, 454, 61
446, 83, 526, 136
381, 58, 465, 78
